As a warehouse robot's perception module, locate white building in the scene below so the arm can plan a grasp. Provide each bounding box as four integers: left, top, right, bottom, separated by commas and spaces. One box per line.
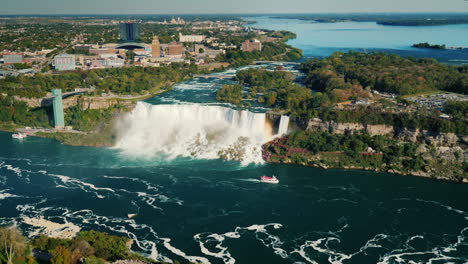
53, 54, 76, 71
179, 33, 206, 43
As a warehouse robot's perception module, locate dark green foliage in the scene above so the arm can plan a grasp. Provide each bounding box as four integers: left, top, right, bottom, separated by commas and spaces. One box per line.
299, 51, 468, 95
51, 246, 71, 264
412, 42, 446, 49
219, 42, 302, 67
216, 85, 243, 105
75, 231, 130, 261
0, 64, 198, 98
0, 95, 50, 127
445, 100, 468, 119
317, 107, 468, 134
31, 230, 137, 262
234, 68, 312, 110
65, 105, 117, 132
278, 130, 425, 172
31, 236, 71, 252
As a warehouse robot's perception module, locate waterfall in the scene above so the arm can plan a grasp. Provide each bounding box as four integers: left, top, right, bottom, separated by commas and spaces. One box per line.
277, 115, 290, 136
114, 102, 278, 164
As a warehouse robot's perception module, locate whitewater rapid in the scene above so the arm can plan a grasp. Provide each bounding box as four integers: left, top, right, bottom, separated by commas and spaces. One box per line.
115, 102, 289, 164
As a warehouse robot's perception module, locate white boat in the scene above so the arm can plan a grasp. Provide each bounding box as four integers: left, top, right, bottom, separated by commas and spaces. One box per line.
260, 175, 279, 184
127, 214, 137, 218
12, 133, 27, 139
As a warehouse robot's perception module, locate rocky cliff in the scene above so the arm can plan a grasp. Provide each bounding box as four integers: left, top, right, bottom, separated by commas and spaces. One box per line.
302, 117, 467, 150
11, 95, 134, 110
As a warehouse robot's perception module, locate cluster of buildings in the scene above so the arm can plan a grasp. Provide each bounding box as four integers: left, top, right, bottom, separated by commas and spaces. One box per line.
2, 20, 266, 75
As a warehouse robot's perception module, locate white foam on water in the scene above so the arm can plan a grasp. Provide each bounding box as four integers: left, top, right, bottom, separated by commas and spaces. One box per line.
49, 174, 115, 199
293, 233, 389, 264
0, 190, 20, 200
193, 223, 286, 264
161, 237, 211, 264
194, 233, 235, 264
102, 175, 183, 206
114, 102, 286, 165
21, 216, 81, 239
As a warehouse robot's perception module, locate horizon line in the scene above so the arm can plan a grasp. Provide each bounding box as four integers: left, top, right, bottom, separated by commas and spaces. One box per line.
1, 11, 468, 16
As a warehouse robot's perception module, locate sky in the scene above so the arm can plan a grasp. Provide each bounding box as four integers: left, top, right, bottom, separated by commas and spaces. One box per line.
1, 0, 467, 15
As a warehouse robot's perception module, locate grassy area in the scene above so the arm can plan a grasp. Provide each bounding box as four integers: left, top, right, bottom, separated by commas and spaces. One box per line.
36, 130, 114, 147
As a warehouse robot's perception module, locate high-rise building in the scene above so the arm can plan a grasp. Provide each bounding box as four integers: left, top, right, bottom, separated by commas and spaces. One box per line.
52, 89, 65, 128
167, 42, 184, 57
152, 36, 160, 57
119, 22, 140, 41
53, 54, 76, 71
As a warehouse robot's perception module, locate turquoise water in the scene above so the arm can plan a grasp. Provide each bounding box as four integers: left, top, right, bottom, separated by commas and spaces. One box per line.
1, 16, 468, 264
247, 17, 468, 64
1, 132, 467, 264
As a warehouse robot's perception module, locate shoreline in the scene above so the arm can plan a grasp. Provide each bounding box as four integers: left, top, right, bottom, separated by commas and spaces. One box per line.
265, 155, 468, 184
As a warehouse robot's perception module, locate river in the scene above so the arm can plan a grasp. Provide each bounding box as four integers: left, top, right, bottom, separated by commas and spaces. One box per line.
246, 16, 468, 64
1, 16, 467, 264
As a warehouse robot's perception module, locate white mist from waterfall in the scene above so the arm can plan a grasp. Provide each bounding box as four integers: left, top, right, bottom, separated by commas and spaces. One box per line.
277, 116, 290, 136
115, 102, 279, 164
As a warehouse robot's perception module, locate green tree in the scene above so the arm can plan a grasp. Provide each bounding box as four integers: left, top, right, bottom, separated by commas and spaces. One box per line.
0, 226, 27, 264
51, 246, 72, 264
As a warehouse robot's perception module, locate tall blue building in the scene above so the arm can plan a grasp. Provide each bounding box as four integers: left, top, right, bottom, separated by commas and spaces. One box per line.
52, 89, 65, 128
119, 22, 140, 42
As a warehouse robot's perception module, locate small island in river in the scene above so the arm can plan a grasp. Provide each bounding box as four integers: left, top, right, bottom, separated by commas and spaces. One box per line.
412, 42, 447, 49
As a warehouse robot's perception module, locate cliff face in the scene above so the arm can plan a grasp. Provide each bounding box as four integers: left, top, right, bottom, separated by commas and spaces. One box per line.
12, 95, 134, 110
302, 117, 467, 150
77, 97, 135, 110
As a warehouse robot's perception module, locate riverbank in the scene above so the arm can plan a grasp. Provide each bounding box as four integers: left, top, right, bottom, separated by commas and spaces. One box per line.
262, 133, 467, 183
1, 81, 187, 147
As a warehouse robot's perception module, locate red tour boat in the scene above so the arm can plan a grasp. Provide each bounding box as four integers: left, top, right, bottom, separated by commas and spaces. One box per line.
260, 176, 279, 184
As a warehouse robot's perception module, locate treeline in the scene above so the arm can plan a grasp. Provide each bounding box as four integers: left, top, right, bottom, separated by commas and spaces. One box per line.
265, 131, 466, 181
0, 23, 119, 52
316, 106, 468, 135
219, 42, 302, 67
216, 68, 312, 110
412, 42, 446, 49
0, 63, 199, 98
216, 85, 243, 105
299, 51, 468, 95
270, 14, 468, 27
0, 95, 50, 127
0, 226, 168, 264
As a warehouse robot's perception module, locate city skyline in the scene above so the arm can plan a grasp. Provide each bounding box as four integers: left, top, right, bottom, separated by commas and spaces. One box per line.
1, 0, 467, 15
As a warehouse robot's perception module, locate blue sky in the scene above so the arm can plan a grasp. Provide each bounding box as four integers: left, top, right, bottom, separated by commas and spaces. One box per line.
1, 0, 467, 14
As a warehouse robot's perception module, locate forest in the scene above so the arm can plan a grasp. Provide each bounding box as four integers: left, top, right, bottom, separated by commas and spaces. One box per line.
0, 226, 166, 264
215, 68, 312, 110
299, 51, 468, 96
219, 42, 302, 67
216, 53, 468, 134
0, 63, 199, 98
264, 130, 465, 181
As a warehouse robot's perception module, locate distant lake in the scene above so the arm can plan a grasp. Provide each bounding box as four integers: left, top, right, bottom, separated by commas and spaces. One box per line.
246, 17, 468, 64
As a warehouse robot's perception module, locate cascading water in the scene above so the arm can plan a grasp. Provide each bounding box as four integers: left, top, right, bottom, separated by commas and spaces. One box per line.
277, 115, 290, 136
115, 102, 280, 164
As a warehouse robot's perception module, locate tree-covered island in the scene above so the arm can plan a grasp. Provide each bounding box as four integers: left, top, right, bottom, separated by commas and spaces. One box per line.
217, 51, 468, 182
